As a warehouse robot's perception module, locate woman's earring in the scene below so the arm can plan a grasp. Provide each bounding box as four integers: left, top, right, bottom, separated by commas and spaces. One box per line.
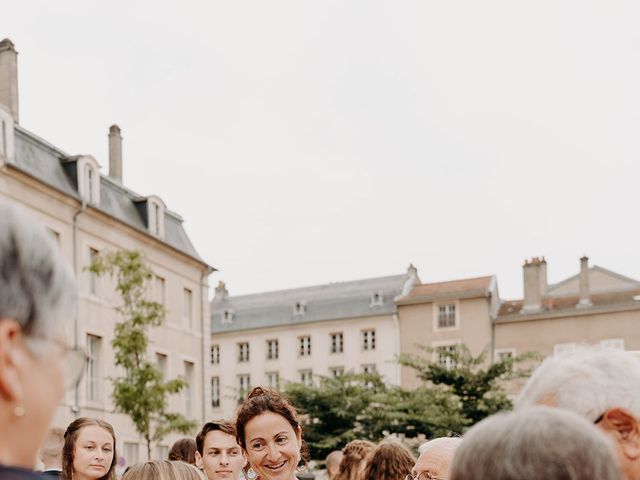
246, 468, 258, 480
13, 405, 25, 417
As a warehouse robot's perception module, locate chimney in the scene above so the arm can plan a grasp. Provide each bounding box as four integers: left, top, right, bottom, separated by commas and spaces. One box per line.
577, 255, 592, 308
108, 124, 122, 182
522, 257, 547, 313
0, 39, 19, 123
214, 281, 228, 302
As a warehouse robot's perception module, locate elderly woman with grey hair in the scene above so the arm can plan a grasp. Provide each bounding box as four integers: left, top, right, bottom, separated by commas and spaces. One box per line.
449, 406, 622, 480
0, 203, 84, 479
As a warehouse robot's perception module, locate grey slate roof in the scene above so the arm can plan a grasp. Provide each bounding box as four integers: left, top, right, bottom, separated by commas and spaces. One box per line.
11, 125, 205, 264
211, 273, 415, 333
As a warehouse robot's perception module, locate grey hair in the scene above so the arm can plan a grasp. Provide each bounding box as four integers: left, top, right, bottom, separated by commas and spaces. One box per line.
515, 346, 640, 421
450, 406, 621, 480
0, 202, 76, 348
417, 437, 462, 455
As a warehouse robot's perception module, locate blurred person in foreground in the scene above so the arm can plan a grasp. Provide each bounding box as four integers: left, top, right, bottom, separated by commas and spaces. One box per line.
334, 440, 375, 480
362, 441, 415, 480
409, 437, 461, 480
449, 406, 621, 480
40, 428, 65, 478
516, 347, 640, 480
61, 417, 117, 480
195, 421, 245, 480
0, 202, 81, 479
170, 438, 197, 465
325, 450, 343, 480
122, 460, 206, 480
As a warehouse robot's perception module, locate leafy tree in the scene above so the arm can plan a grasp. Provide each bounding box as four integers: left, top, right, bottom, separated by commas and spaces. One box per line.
284, 372, 467, 460
89, 250, 196, 459
398, 344, 539, 425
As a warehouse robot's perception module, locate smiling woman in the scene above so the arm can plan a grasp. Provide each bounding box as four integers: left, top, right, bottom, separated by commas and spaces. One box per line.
235, 387, 310, 480
61, 418, 118, 480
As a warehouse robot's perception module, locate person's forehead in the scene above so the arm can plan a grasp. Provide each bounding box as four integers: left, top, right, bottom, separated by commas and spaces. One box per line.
204, 430, 240, 449
246, 412, 293, 436
77, 425, 113, 444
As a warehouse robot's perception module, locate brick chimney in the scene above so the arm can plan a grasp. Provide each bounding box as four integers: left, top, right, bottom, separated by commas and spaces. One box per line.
0, 39, 19, 123
108, 124, 122, 182
522, 257, 547, 313
577, 255, 592, 308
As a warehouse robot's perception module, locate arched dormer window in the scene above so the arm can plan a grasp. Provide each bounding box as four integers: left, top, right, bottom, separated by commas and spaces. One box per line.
78, 155, 100, 205
147, 195, 166, 238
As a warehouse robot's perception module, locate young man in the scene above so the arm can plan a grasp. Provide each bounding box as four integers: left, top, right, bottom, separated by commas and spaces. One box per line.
195, 421, 245, 480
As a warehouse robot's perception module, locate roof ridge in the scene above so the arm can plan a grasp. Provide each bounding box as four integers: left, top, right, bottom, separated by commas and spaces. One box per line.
418, 274, 494, 287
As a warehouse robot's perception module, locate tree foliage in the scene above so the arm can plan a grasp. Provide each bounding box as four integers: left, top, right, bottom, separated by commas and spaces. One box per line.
89, 250, 196, 459
284, 372, 467, 460
398, 344, 539, 424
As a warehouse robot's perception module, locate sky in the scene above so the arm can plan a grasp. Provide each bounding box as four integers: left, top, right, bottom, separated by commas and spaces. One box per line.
3, 1, 640, 299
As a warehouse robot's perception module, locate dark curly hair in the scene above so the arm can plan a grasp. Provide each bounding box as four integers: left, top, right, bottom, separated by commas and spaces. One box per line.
361, 442, 415, 480
61, 417, 117, 480
235, 386, 310, 466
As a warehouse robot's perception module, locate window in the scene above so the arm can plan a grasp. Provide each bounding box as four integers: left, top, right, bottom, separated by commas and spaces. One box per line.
299, 369, 313, 386
553, 343, 577, 356
183, 288, 193, 328
238, 342, 250, 362
183, 361, 194, 417
330, 333, 344, 354
362, 329, 376, 351
238, 374, 251, 404
79, 157, 100, 205
154, 275, 166, 306
294, 301, 306, 316
370, 291, 384, 307
362, 364, 376, 374
222, 309, 235, 324
210, 345, 220, 365
211, 377, 220, 408
266, 372, 280, 390
155, 445, 168, 461
435, 344, 458, 369
266, 339, 279, 360
89, 248, 99, 296
600, 339, 625, 350
86, 164, 94, 204
123, 442, 139, 467
437, 304, 457, 329
494, 349, 516, 362
147, 197, 165, 238
329, 367, 344, 378
156, 352, 167, 379
87, 334, 102, 401
299, 336, 311, 357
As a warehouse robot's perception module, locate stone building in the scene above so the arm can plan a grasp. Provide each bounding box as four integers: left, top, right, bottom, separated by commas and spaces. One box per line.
0, 39, 212, 466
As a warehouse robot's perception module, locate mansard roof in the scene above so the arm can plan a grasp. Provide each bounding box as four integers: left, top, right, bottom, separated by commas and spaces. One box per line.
211, 272, 416, 333
11, 125, 206, 264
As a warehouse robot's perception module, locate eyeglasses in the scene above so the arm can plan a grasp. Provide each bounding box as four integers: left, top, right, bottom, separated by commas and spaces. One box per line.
25, 333, 89, 390
405, 473, 446, 480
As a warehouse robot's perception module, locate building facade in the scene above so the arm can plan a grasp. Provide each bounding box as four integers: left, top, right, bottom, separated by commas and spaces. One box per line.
209, 268, 419, 419
0, 39, 212, 467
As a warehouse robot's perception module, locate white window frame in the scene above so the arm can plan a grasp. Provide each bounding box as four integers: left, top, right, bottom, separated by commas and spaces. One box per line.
299, 369, 313, 386
222, 309, 235, 324
266, 339, 279, 360
123, 442, 139, 467
362, 329, 376, 351
153, 275, 166, 306
299, 336, 311, 357
238, 342, 250, 362
330, 332, 344, 354
553, 342, 577, 356
433, 301, 460, 331
293, 301, 307, 316
370, 291, 384, 307
86, 334, 102, 402
183, 288, 193, 328
266, 371, 280, 390
600, 338, 625, 350
183, 361, 194, 417
210, 344, 220, 365
155, 445, 168, 461
361, 364, 377, 374
78, 156, 100, 205
156, 351, 168, 379
431, 339, 462, 369
146, 195, 166, 238
88, 247, 100, 297
494, 348, 517, 362
211, 376, 220, 408
238, 374, 251, 403
329, 366, 344, 378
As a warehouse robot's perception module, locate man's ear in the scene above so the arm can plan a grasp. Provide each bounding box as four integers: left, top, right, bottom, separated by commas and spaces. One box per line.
195, 451, 203, 470
600, 407, 640, 460
0, 318, 25, 402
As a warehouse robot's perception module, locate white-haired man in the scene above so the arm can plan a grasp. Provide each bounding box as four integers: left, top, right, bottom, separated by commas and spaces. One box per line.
409, 437, 462, 480
516, 347, 640, 480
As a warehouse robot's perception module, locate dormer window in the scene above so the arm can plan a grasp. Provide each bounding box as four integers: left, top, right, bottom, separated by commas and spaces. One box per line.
147, 195, 166, 239
293, 301, 306, 316
221, 309, 235, 324
370, 291, 384, 307
78, 155, 100, 205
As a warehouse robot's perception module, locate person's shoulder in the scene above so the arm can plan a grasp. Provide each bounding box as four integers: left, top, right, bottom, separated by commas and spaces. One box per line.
0, 466, 50, 480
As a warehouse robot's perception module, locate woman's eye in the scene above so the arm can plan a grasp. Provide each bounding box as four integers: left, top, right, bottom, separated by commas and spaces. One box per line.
251, 443, 264, 450
276, 437, 288, 444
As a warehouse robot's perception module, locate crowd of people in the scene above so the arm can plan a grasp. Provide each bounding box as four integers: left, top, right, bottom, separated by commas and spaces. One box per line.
1, 202, 639, 480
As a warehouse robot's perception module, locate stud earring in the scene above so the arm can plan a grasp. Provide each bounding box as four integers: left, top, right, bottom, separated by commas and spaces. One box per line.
13, 405, 25, 417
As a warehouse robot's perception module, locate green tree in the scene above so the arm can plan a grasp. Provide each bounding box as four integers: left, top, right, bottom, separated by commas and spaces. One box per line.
284, 372, 467, 460
398, 344, 538, 425
89, 250, 196, 459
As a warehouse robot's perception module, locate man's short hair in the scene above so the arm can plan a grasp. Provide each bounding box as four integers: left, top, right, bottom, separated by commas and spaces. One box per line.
41, 427, 65, 462
450, 407, 621, 480
417, 437, 462, 455
516, 346, 640, 421
195, 421, 237, 455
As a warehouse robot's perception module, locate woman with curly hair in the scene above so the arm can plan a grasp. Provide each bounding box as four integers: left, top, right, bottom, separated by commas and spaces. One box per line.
362, 441, 415, 480
334, 440, 376, 480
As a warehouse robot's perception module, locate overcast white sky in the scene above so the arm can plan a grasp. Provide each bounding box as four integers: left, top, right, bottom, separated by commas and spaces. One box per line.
4, 1, 640, 299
